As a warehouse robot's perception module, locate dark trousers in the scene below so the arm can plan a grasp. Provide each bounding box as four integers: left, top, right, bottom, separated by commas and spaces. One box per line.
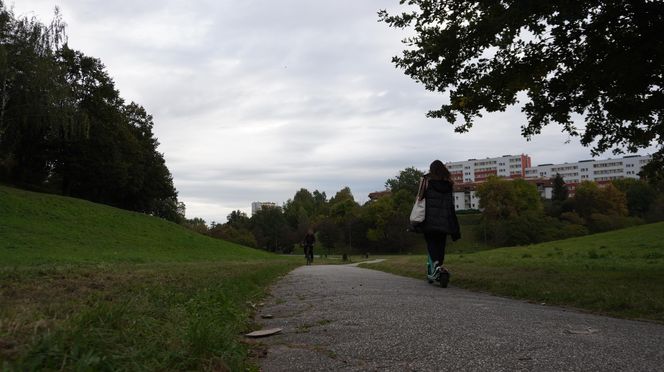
424, 232, 447, 266
304, 245, 313, 260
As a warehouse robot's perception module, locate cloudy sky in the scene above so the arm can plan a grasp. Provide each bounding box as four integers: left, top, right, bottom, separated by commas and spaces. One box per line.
13, 0, 654, 223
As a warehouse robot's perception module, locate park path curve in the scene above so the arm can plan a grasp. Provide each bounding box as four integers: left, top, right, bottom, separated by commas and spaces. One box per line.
254, 264, 664, 371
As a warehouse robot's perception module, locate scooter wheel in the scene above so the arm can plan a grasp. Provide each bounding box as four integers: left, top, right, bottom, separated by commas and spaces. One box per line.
439, 272, 450, 288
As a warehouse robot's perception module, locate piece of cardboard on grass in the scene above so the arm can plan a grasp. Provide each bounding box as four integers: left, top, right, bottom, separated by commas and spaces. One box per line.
245, 328, 282, 338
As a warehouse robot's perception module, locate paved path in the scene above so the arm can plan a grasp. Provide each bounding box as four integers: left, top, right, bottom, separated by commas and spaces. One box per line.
255, 264, 664, 371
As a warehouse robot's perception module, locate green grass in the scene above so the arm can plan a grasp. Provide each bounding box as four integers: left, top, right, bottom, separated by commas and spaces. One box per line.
0, 185, 299, 370
0, 185, 277, 265
361, 222, 664, 322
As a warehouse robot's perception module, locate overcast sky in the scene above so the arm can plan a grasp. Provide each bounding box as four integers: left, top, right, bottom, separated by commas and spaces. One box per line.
13, 0, 655, 223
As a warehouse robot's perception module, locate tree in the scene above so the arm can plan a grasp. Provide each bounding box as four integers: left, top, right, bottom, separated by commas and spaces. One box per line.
312, 190, 328, 216
117, 102, 181, 219
476, 177, 542, 220
380, 1, 664, 173
612, 178, 658, 217
250, 207, 288, 252
283, 188, 315, 229
385, 166, 424, 197
570, 181, 628, 219
329, 187, 359, 223
316, 217, 339, 255
364, 185, 420, 253
183, 217, 208, 235
641, 152, 664, 192
329, 187, 360, 252
226, 210, 250, 229
0, 5, 183, 222
551, 174, 569, 202
364, 194, 395, 243
0, 5, 71, 186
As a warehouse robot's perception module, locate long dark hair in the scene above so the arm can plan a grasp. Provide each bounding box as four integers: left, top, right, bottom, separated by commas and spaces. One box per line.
429, 160, 451, 182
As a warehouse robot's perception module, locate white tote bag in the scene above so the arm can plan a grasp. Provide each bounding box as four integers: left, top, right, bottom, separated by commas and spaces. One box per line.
409, 177, 427, 224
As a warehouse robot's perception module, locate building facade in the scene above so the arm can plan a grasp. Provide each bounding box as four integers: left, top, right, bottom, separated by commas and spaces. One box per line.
369, 154, 651, 211
524, 155, 652, 193
446, 154, 532, 183
452, 186, 481, 211
251, 201, 277, 216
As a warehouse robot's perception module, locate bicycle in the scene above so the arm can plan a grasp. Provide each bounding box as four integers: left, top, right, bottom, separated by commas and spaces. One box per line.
304, 245, 314, 265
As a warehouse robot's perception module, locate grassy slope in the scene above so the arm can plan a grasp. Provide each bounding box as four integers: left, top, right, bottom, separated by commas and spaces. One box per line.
0, 185, 275, 265
0, 185, 298, 370
362, 222, 664, 322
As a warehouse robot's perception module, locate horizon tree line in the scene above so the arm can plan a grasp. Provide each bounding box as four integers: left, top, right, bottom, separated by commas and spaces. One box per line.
187, 168, 664, 253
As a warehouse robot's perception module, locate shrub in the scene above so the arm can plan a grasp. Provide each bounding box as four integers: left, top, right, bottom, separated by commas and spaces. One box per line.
560, 211, 585, 226
587, 213, 644, 233
208, 225, 258, 248
645, 196, 664, 223
559, 223, 589, 238
479, 212, 549, 246
479, 212, 590, 247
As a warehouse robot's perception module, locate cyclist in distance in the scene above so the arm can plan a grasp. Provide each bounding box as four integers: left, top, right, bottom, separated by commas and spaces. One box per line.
303, 229, 316, 265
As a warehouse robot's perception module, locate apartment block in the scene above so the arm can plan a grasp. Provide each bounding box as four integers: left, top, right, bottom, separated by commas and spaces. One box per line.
452, 186, 481, 211
524, 155, 652, 187
448, 154, 651, 210
369, 154, 651, 211
446, 154, 532, 183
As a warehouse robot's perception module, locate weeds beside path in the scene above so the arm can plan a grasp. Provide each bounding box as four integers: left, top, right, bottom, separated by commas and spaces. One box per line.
0, 259, 299, 370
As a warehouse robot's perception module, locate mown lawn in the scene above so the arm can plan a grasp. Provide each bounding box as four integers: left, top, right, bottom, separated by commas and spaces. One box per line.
0, 185, 277, 265
0, 185, 299, 370
361, 222, 664, 323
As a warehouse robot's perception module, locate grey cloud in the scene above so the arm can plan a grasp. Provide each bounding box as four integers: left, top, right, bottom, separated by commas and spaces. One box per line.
16, 0, 629, 224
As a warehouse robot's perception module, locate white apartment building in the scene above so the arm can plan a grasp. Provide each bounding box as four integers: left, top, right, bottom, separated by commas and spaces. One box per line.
251, 201, 277, 216
446, 154, 532, 184
452, 188, 481, 211
524, 155, 652, 186
451, 154, 651, 210
370, 154, 651, 211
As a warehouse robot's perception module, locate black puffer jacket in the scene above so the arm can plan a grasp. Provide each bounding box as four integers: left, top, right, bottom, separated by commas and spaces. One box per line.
420, 178, 461, 240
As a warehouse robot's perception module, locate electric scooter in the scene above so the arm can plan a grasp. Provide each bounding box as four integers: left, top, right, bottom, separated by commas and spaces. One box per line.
426, 255, 450, 288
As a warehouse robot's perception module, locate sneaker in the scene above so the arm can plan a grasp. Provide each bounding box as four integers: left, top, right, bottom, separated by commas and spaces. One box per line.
432, 263, 442, 280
